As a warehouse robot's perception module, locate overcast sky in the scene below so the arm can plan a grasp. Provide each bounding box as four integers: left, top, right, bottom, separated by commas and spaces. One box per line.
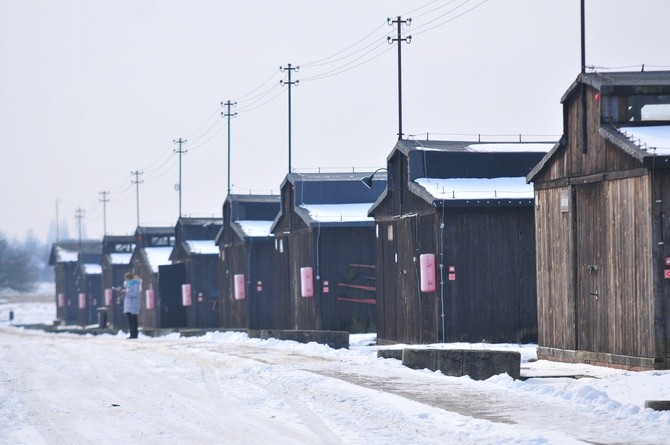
1, 0, 669, 242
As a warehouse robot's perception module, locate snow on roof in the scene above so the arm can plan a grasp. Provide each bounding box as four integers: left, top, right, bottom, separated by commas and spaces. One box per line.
185, 240, 219, 255
83, 264, 102, 275
463, 143, 554, 153
109, 253, 132, 265
54, 246, 78, 262
144, 247, 173, 272
619, 125, 670, 155
236, 220, 274, 238
300, 203, 374, 222
415, 177, 533, 200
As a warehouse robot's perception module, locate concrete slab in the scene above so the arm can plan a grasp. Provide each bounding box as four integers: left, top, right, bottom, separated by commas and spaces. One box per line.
261, 330, 349, 349
402, 348, 521, 380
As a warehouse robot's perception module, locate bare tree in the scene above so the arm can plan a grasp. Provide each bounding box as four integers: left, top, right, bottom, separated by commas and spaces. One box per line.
0, 235, 39, 293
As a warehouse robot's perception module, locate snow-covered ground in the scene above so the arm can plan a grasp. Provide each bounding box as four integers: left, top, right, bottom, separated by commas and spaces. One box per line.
1, 287, 669, 444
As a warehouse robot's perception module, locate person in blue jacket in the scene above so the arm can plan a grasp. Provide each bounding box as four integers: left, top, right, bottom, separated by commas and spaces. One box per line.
123, 272, 142, 339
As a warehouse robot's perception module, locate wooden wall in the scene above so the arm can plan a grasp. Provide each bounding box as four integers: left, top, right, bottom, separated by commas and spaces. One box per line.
76, 272, 101, 326
443, 208, 538, 343
134, 258, 158, 329
376, 213, 440, 344
536, 175, 656, 361
54, 263, 79, 325
375, 149, 538, 344
533, 81, 668, 368
247, 241, 285, 330
221, 243, 249, 329
184, 256, 220, 328
535, 186, 576, 350
315, 227, 376, 333
287, 229, 317, 329
221, 240, 284, 330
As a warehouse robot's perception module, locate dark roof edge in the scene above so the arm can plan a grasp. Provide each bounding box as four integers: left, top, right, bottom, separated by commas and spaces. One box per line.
527, 141, 563, 183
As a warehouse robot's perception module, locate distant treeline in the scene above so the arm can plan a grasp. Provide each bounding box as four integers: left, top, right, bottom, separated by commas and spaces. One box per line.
0, 233, 52, 293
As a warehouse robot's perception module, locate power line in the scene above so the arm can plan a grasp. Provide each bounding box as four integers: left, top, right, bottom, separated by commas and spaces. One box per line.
410, 0, 488, 37
143, 152, 177, 181
186, 119, 228, 151
405, 0, 462, 19
300, 21, 389, 68
236, 88, 286, 115
300, 40, 393, 82
234, 70, 283, 102
185, 107, 222, 140
401, 0, 441, 16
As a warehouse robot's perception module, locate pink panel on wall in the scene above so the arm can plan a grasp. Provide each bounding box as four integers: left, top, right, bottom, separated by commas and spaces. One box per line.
104, 288, 113, 306
234, 274, 246, 300
300, 267, 314, 298
182, 284, 192, 307
419, 253, 437, 293
146, 289, 155, 310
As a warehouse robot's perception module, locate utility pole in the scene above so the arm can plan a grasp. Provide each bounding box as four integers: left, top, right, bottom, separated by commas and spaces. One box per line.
580, 0, 586, 74
221, 100, 237, 195
99, 191, 110, 236
388, 16, 412, 140
74, 207, 85, 250
131, 170, 143, 227
173, 138, 188, 217
280, 63, 299, 173
55, 198, 61, 242
580, 0, 588, 153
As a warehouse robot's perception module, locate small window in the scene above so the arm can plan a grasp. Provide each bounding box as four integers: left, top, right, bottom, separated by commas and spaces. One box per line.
603, 94, 670, 123
151, 235, 175, 247
387, 225, 394, 241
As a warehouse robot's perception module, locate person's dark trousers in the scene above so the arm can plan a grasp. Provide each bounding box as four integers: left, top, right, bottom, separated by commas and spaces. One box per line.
125, 313, 139, 338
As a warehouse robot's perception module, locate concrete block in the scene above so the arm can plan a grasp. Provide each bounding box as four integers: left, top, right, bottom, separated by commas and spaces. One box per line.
247, 329, 262, 339
645, 400, 670, 411
377, 349, 404, 360
261, 330, 349, 349
402, 348, 521, 380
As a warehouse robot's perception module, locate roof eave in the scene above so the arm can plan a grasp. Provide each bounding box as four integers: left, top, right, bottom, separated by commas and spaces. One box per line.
436, 198, 535, 208
527, 141, 563, 183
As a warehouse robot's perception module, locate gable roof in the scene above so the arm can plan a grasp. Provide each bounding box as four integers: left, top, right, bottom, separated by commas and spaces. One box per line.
175, 216, 222, 240
399, 139, 552, 180
216, 194, 281, 243
141, 246, 173, 274
226, 194, 281, 221
561, 70, 670, 103
370, 139, 553, 212
284, 172, 387, 204
601, 124, 670, 168
49, 240, 102, 265
528, 125, 670, 183
273, 172, 387, 230
135, 226, 174, 237
102, 234, 135, 255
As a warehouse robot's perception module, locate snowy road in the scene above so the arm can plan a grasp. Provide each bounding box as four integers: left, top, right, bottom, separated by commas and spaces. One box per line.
1, 325, 669, 445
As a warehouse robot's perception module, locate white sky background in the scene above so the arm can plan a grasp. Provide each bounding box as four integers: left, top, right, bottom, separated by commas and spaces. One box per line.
1, 0, 669, 241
